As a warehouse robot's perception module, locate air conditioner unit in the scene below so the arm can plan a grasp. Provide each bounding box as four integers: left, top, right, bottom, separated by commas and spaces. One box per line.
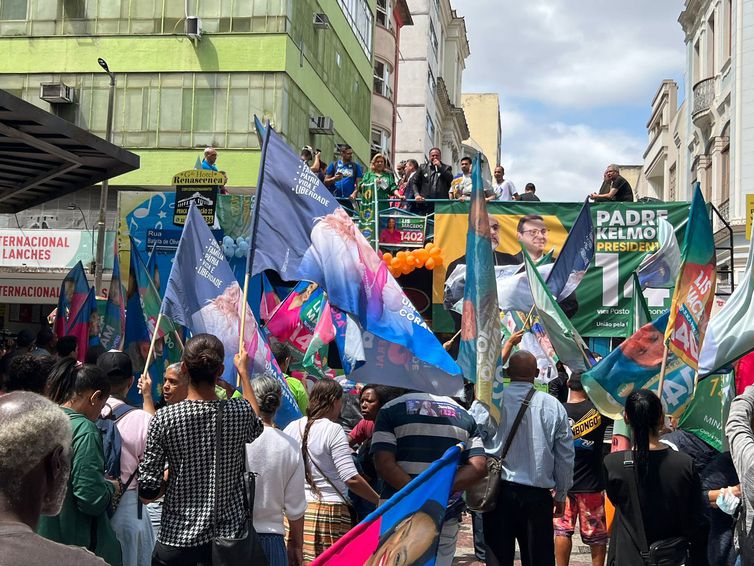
186, 16, 202, 40
309, 116, 334, 135
313, 12, 331, 29
39, 83, 75, 104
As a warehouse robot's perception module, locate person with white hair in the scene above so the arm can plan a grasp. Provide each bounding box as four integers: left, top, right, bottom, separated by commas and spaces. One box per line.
0, 391, 106, 565
246, 375, 307, 566
589, 164, 634, 202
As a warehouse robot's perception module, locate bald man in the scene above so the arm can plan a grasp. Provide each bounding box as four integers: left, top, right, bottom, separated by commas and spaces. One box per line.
0, 392, 105, 565
478, 350, 574, 566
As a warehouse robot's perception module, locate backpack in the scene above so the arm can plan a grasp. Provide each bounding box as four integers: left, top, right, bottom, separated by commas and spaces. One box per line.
96, 403, 136, 479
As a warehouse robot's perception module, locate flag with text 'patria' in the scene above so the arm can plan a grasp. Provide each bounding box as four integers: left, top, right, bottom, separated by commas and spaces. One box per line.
457, 153, 504, 424
162, 203, 301, 427
665, 186, 716, 370
247, 121, 462, 395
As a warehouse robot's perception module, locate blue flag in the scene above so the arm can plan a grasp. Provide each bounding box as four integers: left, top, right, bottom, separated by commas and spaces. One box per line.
163, 203, 301, 427
68, 288, 97, 363
248, 122, 462, 395
457, 154, 504, 424
310, 444, 463, 566
546, 198, 594, 300
100, 248, 125, 351
582, 310, 696, 418
54, 261, 90, 337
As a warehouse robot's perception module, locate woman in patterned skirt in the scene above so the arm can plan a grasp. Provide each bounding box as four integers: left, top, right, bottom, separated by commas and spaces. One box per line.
139, 334, 264, 565
284, 379, 379, 563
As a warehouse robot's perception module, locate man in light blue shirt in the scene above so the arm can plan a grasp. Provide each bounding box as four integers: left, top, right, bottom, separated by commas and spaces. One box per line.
476, 350, 574, 566
201, 147, 218, 171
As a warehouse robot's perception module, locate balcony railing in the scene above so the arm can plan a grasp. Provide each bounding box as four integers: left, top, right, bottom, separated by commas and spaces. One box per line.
692, 77, 715, 116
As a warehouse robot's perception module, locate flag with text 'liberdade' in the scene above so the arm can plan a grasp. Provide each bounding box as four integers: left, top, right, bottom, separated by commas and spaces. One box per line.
310, 444, 462, 566
265, 281, 334, 377
457, 154, 504, 425
665, 186, 716, 369
55, 261, 90, 337
100, 246, 126, 351
582, 311, 697, 419
546, 198, 594, 301
524, 248, 590, 373
162, 203, 301, 427
698, 235, 754, 377
638, 217, 681, 289
248, 121, 462, 395
67, 287, 97, 363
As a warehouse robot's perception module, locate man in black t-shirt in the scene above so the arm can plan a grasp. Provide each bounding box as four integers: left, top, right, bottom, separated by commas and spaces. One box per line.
553, 374, 608, 566
590, 164, 634, 202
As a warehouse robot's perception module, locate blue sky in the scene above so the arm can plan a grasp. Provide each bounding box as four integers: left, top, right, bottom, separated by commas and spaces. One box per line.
455, 0, 686, 201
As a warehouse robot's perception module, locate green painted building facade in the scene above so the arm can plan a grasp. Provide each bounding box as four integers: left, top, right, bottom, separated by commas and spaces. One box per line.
0, 0, 375, 190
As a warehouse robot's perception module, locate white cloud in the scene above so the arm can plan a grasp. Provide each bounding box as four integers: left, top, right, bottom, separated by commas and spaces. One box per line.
500, 107, 645, 202
456, 0, 686, 109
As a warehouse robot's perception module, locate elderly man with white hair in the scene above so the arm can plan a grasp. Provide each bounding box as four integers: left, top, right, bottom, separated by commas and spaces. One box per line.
589, 164, 634, 202
0, 391, 106, 565
201, 146, 229, 191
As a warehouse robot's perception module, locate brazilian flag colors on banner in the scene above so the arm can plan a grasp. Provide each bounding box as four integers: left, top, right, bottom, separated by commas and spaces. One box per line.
665, 186, 716, 370
433, 202, 689, 337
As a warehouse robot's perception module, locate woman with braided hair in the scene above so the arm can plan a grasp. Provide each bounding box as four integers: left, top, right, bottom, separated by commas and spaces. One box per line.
284, 379, 379, 562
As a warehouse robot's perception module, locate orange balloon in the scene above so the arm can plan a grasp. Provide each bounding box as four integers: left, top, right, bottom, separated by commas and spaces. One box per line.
425, 257, 436, 270
389, 267, 401, 278
405, 255, 417, 267
401, 263, 413, 275
396, 251, 406, 259
424, 242, 435, 251
390, 257, 402, 269
429, 246, 442, 257
433, 255, 444, 267
414, 249, 429, 263
382, 252, 393, 263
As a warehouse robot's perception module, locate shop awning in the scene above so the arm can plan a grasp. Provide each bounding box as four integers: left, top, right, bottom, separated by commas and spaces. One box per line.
0, 89, 140, 213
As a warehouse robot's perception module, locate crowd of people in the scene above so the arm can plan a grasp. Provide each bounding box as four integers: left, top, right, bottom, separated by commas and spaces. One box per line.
1, 315, 749, 566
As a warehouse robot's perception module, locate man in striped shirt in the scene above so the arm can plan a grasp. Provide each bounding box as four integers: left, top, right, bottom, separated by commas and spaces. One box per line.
371, 392, 486, 566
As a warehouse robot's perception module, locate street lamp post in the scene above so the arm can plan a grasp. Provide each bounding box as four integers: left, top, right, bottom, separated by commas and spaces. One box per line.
94, 57, 115, 296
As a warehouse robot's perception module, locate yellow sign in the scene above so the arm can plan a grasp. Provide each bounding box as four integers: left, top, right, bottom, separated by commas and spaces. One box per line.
747, 194, 754, 240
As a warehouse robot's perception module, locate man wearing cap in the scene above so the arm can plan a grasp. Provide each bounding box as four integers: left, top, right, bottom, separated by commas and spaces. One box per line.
97, 351, 155, 566
14, 329, 36, 355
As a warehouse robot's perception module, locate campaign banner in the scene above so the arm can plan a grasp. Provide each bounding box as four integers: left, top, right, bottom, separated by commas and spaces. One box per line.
379, 212, 427, 247
433, 202, 689, 337
677, 371, 734, 452
171, 170, 222, 226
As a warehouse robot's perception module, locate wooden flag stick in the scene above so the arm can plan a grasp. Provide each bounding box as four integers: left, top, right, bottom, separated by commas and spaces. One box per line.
144, 312, 163, 372
656, 344, 670, 401
522, 304, 537, 329
237, 271, 251, 384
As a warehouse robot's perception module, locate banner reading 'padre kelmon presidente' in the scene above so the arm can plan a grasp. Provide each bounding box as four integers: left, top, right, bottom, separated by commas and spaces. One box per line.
433, 202, 689, 337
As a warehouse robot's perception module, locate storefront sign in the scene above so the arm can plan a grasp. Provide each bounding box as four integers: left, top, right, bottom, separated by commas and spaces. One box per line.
433, 202, 689, 337
0, 229, 113, 270
172, 170, 222, 226
0, 275, 111, 304
379, 212, 427, 247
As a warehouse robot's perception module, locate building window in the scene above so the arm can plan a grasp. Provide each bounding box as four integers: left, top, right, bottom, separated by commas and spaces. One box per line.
371, 127, 391, 162
376, 0, 392, 29
336, 0, 373, 58
427, 67, 436, 95
0, 0, 27, 19
429, 20, 439, 61
374, 59, 393, 99
707, 13, 716, 75
426, 112, 435, 142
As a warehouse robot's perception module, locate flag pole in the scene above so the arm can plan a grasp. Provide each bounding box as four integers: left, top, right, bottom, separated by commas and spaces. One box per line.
238, 120, 272, 375
144, 312, 163, 372
656, 343, 670, 399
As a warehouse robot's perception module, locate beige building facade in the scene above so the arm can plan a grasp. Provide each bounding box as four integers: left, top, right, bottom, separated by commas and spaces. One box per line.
461, 93, 501, 176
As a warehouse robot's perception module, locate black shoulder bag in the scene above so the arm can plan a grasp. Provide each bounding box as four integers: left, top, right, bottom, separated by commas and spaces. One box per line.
211, 400, 268, 566
465, 386, 536, 513
622, 452, 689, 566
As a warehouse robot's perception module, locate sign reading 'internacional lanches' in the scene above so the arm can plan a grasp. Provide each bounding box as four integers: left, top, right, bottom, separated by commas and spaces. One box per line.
172, 170, 223, 226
